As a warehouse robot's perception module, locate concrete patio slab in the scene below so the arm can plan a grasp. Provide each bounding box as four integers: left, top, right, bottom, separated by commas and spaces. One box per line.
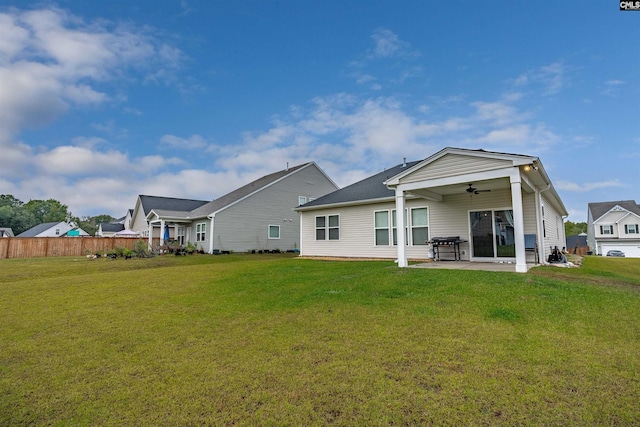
409, 261, 537, 272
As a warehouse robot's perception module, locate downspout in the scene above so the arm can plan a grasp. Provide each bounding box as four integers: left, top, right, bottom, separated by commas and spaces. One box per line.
207, 214, 215, 254
536, 183, 551, 264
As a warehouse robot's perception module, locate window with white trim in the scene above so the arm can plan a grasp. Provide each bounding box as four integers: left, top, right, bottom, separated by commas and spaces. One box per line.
392, 209, 408, 246
268, 225, 280, 239
315, 215, 339, 240
600, 225, 613, 235
374, 211, 389, 246
55, 229, 60, 235
411, 207, 429, 245
298, 196, 307, 206
625, 224, 639, 234
177, 226, 185, 245
196, 223, 206, 242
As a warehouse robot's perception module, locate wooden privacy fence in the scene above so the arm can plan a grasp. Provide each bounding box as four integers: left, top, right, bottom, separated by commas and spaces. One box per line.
0, 238, 143, 259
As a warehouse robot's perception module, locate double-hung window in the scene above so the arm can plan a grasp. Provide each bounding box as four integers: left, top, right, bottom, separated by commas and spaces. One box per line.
374, 211, 390, 246
196, 223, 206, 242
298, 196, 307, 206
625, 224, 639, 234
177, 226, 185, 245
374, 208, 427, 246
315, 215, 340, 240
411, 208, 429, 245
600, 225, 613, 235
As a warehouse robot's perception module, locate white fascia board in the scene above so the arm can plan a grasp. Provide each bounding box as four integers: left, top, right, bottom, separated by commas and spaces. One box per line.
593, 207, 632, 224
385, 147, 536, 186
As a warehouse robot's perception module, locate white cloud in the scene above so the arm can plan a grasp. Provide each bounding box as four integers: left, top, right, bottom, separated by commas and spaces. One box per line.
513, 61, 568, 95
555, 180, 624, 192
0, 6, 183, 138
160, 134, 210, 150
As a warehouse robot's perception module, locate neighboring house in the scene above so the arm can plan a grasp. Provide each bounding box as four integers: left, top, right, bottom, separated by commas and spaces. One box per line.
587, 200, 640, 257
97, 209, 136, 237
143, 162, 338, 253
17, 222, 89, 237
129, 195, 210, 240
96, 222, 125, 237
296, 147, 568, 273
0, 228, 14, 237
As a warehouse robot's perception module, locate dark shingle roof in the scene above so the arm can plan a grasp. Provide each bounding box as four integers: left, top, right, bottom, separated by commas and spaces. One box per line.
139, 195, 209, 217
190, 163, 313, 217
300, 161, 421, 208
588, 200, 640, 221
17, 222, 60, 237
100, 223, 125, 233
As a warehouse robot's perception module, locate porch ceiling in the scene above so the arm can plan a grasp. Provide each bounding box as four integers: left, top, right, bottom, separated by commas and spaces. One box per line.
406, 177, 512, 199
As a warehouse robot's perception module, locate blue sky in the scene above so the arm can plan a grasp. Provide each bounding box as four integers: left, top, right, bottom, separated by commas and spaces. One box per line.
0, 1, 638, 222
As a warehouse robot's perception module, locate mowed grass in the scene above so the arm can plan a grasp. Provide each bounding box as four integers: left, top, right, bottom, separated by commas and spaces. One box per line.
1, 254, 639, 426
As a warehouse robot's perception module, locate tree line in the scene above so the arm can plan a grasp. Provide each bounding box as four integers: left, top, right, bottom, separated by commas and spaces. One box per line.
0, 195, 115, 236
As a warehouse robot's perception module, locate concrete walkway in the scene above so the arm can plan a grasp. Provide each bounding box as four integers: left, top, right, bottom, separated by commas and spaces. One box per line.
409, 261, 537, 272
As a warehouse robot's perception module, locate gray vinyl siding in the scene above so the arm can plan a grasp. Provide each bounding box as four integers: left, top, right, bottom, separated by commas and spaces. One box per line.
398, 154, 512, 184
210, 165, 338, 252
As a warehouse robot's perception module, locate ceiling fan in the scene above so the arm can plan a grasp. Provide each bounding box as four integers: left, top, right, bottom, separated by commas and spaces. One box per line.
466, 183, 491, 195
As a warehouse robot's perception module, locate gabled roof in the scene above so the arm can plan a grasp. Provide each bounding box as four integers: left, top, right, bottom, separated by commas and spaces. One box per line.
0, 228, 14, 237
589, 200, 640, 222
299, 161, 421, 209
189, 162, 322, 217
138, 195, 209, 217
100, 223, 125, 233
17, 222, 64, 237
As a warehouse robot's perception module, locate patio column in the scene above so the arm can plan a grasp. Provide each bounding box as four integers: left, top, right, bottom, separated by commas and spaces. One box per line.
148, 222, 152, 249
510, 175, 527, 273
160, 219, 165, 247
395, 188, 407, 267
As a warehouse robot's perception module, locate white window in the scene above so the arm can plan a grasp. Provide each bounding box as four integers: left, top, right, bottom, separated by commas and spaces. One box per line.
196, 223, 206, 242
600, 225, 613, 235
374, 211, 389, 246
268, 225, 280, 239
315, 215, 339, 240
625, 224, 639, 234
411, 207, 429, 245
309, 197, 316, 202
298, 196, 307, 206
55, 229, 60, 235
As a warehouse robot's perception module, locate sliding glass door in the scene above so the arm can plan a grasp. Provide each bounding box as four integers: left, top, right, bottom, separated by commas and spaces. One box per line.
469, 210, 515, 259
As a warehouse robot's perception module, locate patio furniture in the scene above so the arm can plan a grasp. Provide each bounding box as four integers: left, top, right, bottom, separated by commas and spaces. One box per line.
430, 237, 467, 261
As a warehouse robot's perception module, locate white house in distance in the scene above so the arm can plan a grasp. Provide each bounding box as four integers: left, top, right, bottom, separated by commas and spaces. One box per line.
16, 222, 89, 237
129, 162, 338, 253
587, 200, 640, 257
296, 147, 568, 273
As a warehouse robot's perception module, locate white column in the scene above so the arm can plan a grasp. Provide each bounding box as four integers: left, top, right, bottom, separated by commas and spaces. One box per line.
160, 219, 165, 246
148, 222, 152, 249
510, 176, 527, 273
208, 216, 215, 254
395, 188, 407, 268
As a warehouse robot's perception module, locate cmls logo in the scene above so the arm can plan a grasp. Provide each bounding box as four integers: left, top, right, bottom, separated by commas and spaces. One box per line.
620, 1, 640, 10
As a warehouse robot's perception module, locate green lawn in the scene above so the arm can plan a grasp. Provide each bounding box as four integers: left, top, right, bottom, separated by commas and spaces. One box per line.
1, 254, 639, 426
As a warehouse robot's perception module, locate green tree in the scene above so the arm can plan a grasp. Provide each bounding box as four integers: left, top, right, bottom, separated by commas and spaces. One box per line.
564, 220, 587, 236
0, 195, 36, 235
24, 199, 72, 224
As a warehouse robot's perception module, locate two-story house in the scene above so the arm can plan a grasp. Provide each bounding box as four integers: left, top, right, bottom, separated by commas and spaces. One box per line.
587, 200, 640, 257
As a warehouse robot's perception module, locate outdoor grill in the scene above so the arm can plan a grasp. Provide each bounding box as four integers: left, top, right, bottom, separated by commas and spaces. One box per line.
429, 236, 467, 261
